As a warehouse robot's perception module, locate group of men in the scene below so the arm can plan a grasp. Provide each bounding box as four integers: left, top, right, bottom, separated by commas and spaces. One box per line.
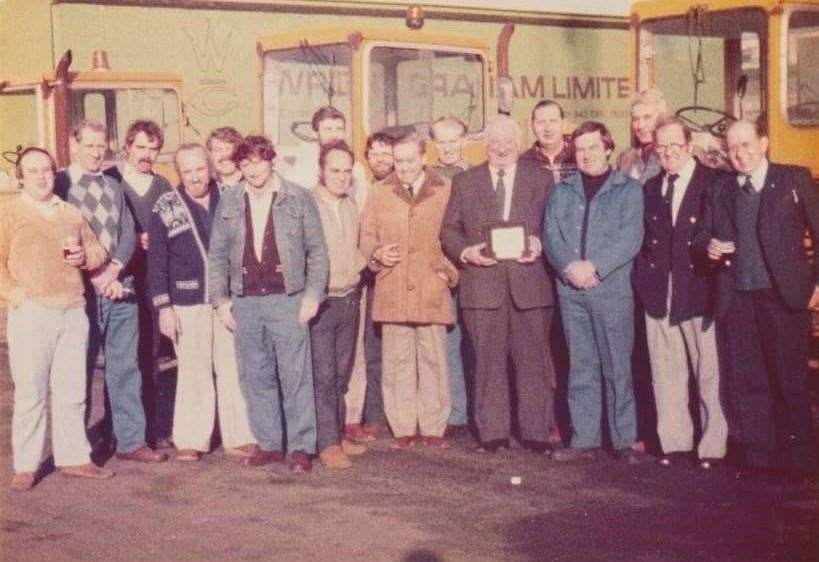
2, 88, 817, 492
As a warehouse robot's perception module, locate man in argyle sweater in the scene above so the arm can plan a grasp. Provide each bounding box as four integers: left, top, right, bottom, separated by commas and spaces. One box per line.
55, 119, 167, 464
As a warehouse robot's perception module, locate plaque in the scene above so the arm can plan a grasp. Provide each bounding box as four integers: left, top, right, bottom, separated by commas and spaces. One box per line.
485, 221, 529, 261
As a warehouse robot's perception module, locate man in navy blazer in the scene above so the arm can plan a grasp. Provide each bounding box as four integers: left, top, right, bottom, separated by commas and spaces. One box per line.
633, 118, 728, 469
695, 119, 819, 482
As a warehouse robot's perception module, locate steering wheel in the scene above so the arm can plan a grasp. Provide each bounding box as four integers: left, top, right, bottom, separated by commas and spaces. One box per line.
675, 106, 736, 138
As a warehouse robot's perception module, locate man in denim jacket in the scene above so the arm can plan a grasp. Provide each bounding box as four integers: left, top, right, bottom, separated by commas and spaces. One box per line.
543, 121, 644, 463
208, 135, 329, 473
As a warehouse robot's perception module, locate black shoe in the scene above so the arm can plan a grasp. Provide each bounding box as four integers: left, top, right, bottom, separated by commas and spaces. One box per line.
697, 457, 724, 470
552, 447, 600, 462
521, 440, 553, 455
474, 439, 510, 453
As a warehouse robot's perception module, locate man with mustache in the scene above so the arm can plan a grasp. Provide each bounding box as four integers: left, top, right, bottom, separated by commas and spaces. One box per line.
207, 127, 244, 192
104, 120, 174, 450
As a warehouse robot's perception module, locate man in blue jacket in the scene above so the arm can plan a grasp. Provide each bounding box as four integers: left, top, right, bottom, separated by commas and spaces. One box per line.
543, 120, 645, 463
209, 135, 329, 473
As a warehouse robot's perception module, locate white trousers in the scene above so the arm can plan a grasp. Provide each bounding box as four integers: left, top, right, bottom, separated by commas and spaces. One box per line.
8, 302, 92, 472
645, 313, 728, 458
344, 288, 368, 424
381, 324, 450, 438
172, 305, 255, 451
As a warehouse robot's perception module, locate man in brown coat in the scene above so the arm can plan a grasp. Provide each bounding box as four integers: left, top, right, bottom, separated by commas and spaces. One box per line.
360, 132, 459, 449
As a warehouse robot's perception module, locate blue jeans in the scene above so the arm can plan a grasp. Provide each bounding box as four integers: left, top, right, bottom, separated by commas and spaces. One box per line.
233, 293, 317, 454
88, 280, 147, 453
559, 292, 637, 450
446, 291, 467, 425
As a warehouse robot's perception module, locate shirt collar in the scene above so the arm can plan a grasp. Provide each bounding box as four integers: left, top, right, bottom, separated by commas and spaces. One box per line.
666, 157, 696, 187
403, 171, 426, 192
744, 158, 769, 192
489, 163, 517, 179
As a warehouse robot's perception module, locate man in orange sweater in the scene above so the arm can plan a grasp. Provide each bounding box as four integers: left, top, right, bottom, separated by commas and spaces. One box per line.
0, 147, 115, 490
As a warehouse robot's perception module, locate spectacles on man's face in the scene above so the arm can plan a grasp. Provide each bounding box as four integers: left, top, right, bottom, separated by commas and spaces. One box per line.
655, 143, 686, 154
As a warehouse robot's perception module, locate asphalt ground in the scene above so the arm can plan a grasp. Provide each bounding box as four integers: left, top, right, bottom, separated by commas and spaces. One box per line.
0, 319, 817, 562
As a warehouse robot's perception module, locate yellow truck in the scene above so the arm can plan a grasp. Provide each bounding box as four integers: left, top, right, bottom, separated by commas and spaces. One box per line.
630, 0, 819, 179
0, 0, 633, 187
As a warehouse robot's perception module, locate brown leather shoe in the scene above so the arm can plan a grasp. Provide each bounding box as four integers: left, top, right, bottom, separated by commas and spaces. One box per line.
176, 449, 202, 462
421, 436, 451, 449
223, 443, 257, 458
115, 446, 168, 463
10, 472, 36, 491
390, 436, 416, 450
243, 447, 285, 466
287, 451, 313, 474
345, 423, 376, 443
319, 445, 352, 470
59, 463, 115, 480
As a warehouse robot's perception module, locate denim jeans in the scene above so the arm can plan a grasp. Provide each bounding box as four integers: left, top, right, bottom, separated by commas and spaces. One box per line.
446, 291, 467, 425
362, 273, 386, 425
559, 292, 637, 450
88, 279, 147, 453
310, 292, 360, 451
233, 293, 317, 454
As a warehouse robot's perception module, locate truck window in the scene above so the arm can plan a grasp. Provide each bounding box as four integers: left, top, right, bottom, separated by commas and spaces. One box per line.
70, 88, 180, 160
367, 46, 484, 135
638, 9, 765, 134
261, 43, 353, 154
787, 9, 819, 127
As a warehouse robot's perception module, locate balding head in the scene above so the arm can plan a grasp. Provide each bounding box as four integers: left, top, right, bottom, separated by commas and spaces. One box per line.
485, 115, 522, 169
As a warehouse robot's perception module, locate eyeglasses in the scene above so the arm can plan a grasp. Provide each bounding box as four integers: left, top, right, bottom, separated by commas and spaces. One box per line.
655, 143, 686, 154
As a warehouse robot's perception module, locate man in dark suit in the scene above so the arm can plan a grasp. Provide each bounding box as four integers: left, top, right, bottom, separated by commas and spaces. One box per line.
441, 115, 554, 453
695, 119, 819, 482
633, 118, 728, 469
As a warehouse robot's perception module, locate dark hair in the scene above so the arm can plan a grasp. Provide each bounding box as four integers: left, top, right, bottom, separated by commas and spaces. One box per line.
653, 117, 693, 144
365, 132, 396, 156
15, 146, 57, 180
124, 119, 164, 150
233, 135, 277, 164
531, 99, 565, 121
319, 140, 354, 170
206, 126, 243, 151
311, 106, 346, 132
571, 120, 615, 152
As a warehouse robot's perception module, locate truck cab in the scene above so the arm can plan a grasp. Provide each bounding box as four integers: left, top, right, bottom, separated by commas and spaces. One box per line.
631, 0, 819, 179
257, 28, 491, 167
0, 50, 184, 190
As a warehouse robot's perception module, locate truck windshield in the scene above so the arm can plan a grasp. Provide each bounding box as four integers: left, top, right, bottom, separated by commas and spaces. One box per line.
367, 45, 484, 135
70, 88, 180, 160
638, 8, 766, 135
262, 43, 353, 153
787, 9, 819, 126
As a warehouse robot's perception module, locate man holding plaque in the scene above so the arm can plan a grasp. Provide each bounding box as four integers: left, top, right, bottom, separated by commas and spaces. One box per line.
543, 120, 644, 463
441, 115, 554, 454
360, 132, 459, 450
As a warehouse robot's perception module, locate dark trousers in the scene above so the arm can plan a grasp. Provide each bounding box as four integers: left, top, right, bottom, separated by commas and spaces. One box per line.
134, 265, 174, 443
719, 289, 815, 475
362, 274, 386, 424
311, 292, 361, 451
462, 292, 552, 443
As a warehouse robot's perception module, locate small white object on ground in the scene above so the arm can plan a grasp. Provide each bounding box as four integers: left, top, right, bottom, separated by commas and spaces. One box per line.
510, 476, 522, 485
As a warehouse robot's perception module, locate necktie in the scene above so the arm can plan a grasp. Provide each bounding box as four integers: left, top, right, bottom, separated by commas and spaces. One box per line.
741, 175, 754, 194
664, 173, 678, 219
495, 169, 506, 220
406, 184, 414, 200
